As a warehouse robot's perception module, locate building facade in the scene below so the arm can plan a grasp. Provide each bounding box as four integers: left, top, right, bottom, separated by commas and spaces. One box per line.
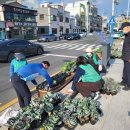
36, 3, 70, 36
102, 16, 109, 31
65, 2, 86, 33
66, 0, 101, 33
0, 1, 37, 39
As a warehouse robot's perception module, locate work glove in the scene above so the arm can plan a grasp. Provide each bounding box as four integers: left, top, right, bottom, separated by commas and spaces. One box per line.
98, 65, 102, 71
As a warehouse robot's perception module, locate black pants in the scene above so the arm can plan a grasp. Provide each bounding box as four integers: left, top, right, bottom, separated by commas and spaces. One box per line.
122, 61, 130, 87
11, 73, 31, 108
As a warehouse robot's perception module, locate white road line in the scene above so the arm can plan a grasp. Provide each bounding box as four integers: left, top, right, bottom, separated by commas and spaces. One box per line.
28, 55, 48, 62
88, 44, 96, 47
46, 43, 63, 48
47, 54, 77, 58
68, 44, 83, 49
83, 44, 102, 51
45, 42, 70, 49
75, 44, 90, 50
49, 43, 72, 49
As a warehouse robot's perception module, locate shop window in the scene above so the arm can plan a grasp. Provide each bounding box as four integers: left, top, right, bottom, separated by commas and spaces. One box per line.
39, 14, 44, 20
52, 28, 57, 34
14, 13, 19, 20
40, 28, 45, 34
13, 29, 19, 36
5, 12, 11, 20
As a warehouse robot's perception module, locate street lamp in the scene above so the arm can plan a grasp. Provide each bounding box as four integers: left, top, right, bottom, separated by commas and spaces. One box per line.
127, 0, 130, 19
112, 0, 119, 16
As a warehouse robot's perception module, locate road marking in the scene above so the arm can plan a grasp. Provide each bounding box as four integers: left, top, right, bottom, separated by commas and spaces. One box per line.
47, 43, 69, 49
68, 44, 83, 49
75, 44, 89, 50
47, 54, 77, 58
0, 71, 60, 112
28, 55, 48, 62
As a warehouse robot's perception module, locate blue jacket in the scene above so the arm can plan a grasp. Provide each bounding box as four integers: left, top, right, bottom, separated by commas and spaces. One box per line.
16, 63, 53, 86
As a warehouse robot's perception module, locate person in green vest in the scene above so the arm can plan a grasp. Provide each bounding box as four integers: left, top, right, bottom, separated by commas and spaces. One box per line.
67, 56, 103, 98
10, 53, 27, 79
83, 47, 102, 74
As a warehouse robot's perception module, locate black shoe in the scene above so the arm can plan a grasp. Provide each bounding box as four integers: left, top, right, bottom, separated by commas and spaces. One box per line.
119, 81, 126, 86
122, 86, 130, 91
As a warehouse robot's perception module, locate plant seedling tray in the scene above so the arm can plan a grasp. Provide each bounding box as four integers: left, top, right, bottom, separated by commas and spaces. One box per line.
38, 73, 75, 98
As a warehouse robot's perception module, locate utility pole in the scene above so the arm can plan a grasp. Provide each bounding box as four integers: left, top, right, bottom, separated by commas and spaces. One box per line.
86, 1, 90, 35
127, 0, 130, 19
62, 0, 65, 33
112, 0, 119, 16
112, 0, 115, 16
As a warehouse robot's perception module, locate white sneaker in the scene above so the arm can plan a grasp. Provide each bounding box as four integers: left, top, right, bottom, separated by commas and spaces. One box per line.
94, 92, 100, 100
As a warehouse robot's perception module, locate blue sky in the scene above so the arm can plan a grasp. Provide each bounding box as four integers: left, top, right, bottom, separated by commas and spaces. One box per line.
24, 0, 129, 17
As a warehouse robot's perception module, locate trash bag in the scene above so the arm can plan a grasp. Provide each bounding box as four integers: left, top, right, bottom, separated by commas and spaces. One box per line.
0, 108, 19, 125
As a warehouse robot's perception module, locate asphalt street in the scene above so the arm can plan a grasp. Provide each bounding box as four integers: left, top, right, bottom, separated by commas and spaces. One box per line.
0, 35, 102, 107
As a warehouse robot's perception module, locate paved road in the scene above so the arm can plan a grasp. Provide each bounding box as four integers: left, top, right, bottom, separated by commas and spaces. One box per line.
0, 36, 102, 107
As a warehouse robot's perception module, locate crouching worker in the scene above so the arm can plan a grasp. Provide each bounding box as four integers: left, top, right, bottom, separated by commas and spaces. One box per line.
11, 61, 53, 108
83, 47, 102, 74
67, 56, 102, 97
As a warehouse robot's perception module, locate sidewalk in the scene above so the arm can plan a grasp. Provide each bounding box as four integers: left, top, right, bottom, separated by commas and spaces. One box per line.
1, 59, 130, 130
60, 58, 130, 130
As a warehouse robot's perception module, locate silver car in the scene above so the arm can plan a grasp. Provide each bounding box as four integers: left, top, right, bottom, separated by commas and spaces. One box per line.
38, 34, 58, 42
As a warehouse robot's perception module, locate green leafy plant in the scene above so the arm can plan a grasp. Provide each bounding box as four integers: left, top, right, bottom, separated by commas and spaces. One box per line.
61, 61, 76, 73
111, 48, 122, 58
7, 92, 62, 130
101, 77, 121, 95
94, 47, 102, 53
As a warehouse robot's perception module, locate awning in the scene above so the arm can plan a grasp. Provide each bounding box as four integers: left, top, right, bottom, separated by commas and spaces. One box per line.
6, 21, 14, 28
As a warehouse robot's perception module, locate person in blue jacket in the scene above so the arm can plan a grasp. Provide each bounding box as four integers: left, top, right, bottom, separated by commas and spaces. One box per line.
11, 61, 53, 108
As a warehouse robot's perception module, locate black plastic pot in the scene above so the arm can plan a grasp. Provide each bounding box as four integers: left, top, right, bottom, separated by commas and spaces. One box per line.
31, 119, 42, 129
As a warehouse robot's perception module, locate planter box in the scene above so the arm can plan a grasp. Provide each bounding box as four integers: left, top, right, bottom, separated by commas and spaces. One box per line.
38, 73, 75, 98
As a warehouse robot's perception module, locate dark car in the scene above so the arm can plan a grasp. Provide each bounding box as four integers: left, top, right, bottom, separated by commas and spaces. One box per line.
59, 33, 69, 40
0, 39, 44, 62
66, 33, 81, 40
37, 34, 58, 42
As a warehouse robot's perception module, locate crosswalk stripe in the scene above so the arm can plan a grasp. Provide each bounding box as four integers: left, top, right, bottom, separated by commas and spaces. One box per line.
75, 44, 90, 50
47, 44, 64, 48
48, 43, 72, 49
68, 44, 84, 49
42, 41, 102, 51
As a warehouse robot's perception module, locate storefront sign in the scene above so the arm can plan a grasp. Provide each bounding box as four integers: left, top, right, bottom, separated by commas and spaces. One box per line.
6, 21, 14, 28
14, 22, 37, 27
3, 5, 37, 15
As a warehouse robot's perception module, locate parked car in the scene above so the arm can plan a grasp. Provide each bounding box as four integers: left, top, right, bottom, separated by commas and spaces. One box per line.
79, 32, 87, 38
37, 34, 58, 42
0, 39, 44, 62
59, 33, 69, 40
66, 33, 81, 40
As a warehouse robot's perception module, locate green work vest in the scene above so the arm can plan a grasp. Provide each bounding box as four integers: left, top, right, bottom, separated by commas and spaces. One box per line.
79, 64, 101, 82
83, 53, 98, 65
12, 58, 27, 72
